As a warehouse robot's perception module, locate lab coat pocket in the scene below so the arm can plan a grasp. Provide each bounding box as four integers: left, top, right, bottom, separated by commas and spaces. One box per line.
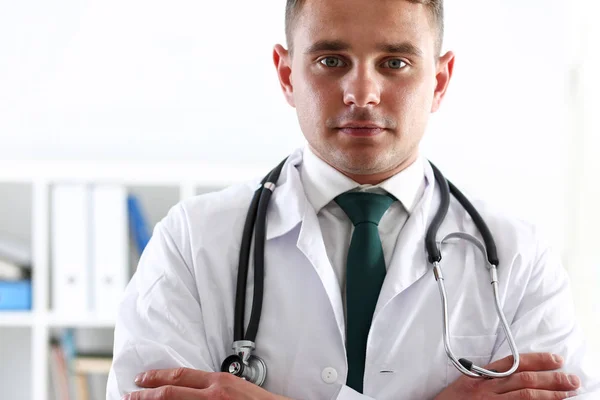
445, 334, 497, 385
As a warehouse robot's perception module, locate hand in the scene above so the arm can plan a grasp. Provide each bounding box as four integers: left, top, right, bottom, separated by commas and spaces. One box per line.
122, 368, 291, 400
434, 353, 581, 399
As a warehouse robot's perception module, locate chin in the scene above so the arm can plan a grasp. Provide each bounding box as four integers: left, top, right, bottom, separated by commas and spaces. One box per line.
332, 148, 392, 175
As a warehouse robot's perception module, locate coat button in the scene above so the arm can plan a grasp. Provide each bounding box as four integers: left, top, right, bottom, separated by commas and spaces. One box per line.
321, 367, 338, 384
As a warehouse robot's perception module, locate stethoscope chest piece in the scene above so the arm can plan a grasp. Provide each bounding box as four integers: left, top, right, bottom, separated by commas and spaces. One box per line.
220, 340, 267, 387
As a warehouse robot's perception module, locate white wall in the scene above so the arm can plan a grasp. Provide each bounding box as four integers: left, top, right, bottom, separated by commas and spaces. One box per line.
427, 0, 570, 253
564, 0, 600, 357
0, 1, 302, 164
0, 0, 598, 397
0, 0, 572, 248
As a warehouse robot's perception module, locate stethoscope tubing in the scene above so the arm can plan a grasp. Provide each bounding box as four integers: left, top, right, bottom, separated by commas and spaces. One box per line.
428, 162, 518, 377
234, 158, 287, 343
435, 259, 519, 378
426, 162, 499, 266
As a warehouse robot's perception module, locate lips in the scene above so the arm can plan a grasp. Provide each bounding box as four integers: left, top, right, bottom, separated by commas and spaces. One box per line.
338, 123, 386, 137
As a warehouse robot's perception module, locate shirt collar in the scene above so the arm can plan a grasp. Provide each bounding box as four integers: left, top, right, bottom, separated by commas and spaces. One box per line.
299, 145, 426, 214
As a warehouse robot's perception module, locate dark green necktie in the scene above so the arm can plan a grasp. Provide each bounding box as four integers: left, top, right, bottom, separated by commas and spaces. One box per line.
335, 191, 395, 393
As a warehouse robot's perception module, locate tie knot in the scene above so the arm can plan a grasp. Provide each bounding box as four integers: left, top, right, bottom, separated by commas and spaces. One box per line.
335, 192, 395, 226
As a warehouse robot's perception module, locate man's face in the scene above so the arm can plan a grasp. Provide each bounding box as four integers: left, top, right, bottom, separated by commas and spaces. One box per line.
275, 0, 454, 178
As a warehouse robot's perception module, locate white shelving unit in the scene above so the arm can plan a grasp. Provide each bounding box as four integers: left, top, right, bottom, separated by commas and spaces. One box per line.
0, 160, 269, 400
0, 311, 35, 327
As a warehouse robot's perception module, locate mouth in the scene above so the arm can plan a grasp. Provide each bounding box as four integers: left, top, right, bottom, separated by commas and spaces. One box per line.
337, 123, 386, 137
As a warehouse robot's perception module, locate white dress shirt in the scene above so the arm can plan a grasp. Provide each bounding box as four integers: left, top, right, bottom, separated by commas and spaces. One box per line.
299, 146, 427, 320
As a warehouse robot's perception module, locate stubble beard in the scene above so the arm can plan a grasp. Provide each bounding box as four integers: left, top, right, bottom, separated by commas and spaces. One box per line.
313, 138, 399, 177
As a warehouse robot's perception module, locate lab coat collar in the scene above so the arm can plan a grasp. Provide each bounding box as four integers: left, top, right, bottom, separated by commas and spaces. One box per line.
264, 148, 306, 241
266, 147, 429, 241
300, 146, 357, 212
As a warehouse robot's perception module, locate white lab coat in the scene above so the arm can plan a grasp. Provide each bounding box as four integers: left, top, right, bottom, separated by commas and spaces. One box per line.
107, 148, 600, 399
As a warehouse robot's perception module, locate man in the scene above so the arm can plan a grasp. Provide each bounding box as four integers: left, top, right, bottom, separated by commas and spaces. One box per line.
108, 0, 599, 399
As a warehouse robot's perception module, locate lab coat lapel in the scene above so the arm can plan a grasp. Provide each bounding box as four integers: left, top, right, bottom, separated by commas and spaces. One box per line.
296, 199, 346, 343
265, 149, 346, 343
373, 160, 438, 320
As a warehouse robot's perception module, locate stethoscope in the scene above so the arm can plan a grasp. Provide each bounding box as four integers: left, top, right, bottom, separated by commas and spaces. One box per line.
220, 157, 520, 386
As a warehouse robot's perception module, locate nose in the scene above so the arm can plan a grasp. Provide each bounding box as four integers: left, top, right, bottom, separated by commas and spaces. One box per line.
343, 66, 381, 107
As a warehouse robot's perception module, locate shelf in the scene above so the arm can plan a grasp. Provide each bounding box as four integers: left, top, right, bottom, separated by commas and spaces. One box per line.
46, 313, 116, 328
0, 312, 119, 328
0, 311, 34, 327
0, 163, 263, 400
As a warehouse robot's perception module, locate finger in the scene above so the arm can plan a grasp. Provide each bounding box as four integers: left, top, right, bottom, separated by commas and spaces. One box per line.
502, 389, 578, 399
485, 353, 564, 374
125, 385, 209, 400
493, 371, 581, 394
134, 368, 215, 389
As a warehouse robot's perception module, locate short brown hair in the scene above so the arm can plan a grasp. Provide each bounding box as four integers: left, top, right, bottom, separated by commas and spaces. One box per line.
285, 0, 444, 55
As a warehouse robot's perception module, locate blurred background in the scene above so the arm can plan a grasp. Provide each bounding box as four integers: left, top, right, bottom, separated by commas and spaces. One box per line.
0, 0, 598, 399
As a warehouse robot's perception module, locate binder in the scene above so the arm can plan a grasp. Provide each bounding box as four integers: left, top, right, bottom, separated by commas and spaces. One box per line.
0, 259, 31, 280
91, 185, 128, 317
0, 280, 32, 310
127, 194, 151, 255
51, 184, 92, 314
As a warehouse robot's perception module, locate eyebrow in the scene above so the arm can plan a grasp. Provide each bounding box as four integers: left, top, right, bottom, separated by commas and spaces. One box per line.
305, 40, 350, 54
377, 42, 424, 58
305, 40, 424, 58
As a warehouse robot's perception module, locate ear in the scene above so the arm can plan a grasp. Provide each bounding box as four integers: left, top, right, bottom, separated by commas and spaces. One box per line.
431, 51, 455, 113
273, 44, 295, 108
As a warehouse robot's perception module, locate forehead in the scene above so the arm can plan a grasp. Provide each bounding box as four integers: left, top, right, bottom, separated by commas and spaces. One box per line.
294, 0, 435, 55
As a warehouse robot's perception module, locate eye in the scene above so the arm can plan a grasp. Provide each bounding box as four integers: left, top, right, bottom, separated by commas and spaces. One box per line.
319, 57, 347, 68
383, 59, 408, 70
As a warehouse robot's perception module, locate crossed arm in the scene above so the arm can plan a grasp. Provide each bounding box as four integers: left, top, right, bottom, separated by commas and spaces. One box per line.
118, 353, 582, 400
